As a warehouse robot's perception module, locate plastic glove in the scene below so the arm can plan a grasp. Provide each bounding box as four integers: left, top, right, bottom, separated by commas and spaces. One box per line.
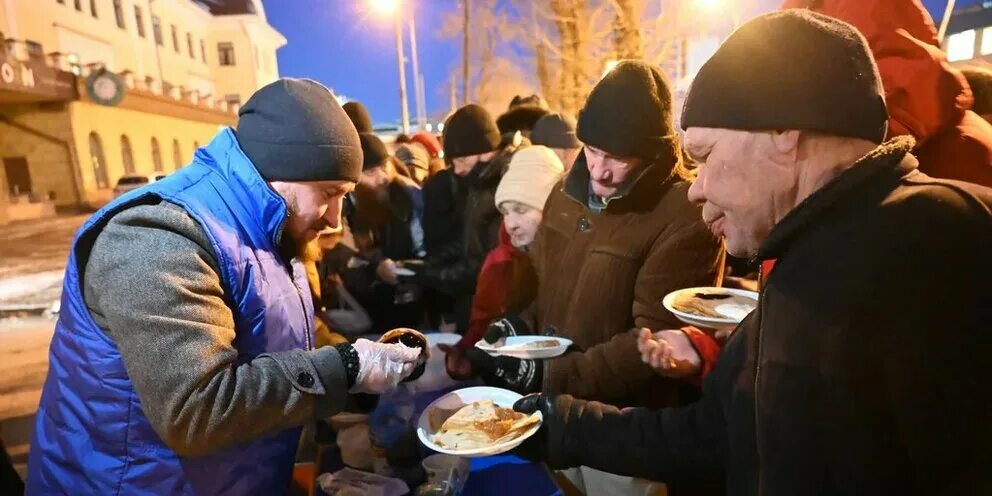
350, 338, 421, 394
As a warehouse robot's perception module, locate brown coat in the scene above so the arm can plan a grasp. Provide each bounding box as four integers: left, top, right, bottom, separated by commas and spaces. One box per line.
525, 154, 724, 408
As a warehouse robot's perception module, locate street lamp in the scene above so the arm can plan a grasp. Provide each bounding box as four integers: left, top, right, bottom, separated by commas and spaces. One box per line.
370, 0, 400, 15
370, 0, 410, 134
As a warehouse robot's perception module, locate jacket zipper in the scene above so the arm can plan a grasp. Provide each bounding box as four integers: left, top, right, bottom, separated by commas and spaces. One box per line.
752, 257, 766, 491
275, 210, 313, 351
291, 262, 314, 351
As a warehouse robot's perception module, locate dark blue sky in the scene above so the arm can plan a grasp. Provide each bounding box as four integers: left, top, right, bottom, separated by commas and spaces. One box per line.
265, 0, 980, 124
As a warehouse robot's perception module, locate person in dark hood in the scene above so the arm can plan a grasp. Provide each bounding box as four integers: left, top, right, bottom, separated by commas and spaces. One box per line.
415, 104, 522, 332
513, 11, 992, 495
27, 79, 422, 494
339, 133, 425, 334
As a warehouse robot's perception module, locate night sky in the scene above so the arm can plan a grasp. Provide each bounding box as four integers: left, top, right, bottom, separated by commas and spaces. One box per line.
264, 0, 985, 125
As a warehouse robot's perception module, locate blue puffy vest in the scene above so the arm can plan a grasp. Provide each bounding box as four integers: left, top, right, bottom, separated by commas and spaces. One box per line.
27, 128, 315, 495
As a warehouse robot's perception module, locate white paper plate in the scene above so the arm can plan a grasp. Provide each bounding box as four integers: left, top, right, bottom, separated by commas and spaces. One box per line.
474, 336, 573, 359
416, 386, 542, 458
662, 287, 759, 331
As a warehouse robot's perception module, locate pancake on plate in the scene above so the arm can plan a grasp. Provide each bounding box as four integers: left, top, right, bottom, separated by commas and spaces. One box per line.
672, 290, 757, 319
432, 400, 540, 450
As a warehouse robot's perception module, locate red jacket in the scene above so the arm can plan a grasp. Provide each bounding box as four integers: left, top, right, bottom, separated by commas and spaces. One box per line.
782, 0, 992, 187
457, 224, 524, 352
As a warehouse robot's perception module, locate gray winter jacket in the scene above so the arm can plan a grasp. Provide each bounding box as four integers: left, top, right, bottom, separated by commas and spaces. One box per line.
82, 200, 349, 456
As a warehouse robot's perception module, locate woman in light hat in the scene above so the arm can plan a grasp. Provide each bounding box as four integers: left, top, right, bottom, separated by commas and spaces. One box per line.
441, 145, 564, 379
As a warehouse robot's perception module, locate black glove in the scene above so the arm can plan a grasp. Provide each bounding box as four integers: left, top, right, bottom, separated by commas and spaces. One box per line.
483, 314, 532, 345
512, 393, 576, 466
466, 347, 542, 394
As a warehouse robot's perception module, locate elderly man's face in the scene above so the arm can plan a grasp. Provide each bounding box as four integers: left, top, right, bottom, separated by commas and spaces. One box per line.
584, 145, 643, 198
272, 180, 355, 243
685, 127, 799, 258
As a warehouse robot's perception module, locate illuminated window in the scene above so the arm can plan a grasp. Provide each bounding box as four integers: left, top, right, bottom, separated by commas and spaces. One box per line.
218, 42, 235, 66
947, 30, 976, 62
982, 27, 992, 55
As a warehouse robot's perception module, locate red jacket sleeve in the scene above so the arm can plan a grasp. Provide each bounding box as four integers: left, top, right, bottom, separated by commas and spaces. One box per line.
681, 326, 723, 384
457, 253, 517, 352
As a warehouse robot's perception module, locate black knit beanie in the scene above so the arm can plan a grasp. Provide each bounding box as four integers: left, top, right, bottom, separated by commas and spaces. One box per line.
681, 10, 888, 144
236, 78, 362, 183
360, 133, 389, 170
343, 101, 374, 134
532, 113, 581, 149
442, 104, 501, 159
577, 60, 675, 159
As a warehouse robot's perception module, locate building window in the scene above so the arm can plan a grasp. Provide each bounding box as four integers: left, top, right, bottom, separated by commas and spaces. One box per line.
947, 30, 976, 62
3, 157, 32, 196
90, 0, 97, 18
152, 16, 163, 46
224, 94, 241, 112
113, 0, 125, 29
173, 139, 183, 169
74, 0, 82, 12
218, 42, 235, 66
200, 39, 207, 63
133, 6, 146, 38
171, 25, 179, 53
982, 27, 992, 56
187, 33, 195, 59
121, 135, 135, 174
89, 132, 109, 189
150, 138, 163, 172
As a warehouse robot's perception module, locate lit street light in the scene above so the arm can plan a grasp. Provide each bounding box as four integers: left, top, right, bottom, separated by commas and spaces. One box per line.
370, 0, 400, 15
370, 0, 410, 134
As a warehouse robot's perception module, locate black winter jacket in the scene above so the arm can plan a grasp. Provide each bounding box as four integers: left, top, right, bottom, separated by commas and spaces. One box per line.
532, 138, 992, 495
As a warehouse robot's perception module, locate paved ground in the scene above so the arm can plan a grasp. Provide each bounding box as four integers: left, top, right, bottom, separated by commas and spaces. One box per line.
0, 214, 86, 307
0, 214, 85, 480
0, 317, 56, 479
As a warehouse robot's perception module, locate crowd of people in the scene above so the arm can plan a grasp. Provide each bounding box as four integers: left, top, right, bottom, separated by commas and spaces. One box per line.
12, 0, 992, 495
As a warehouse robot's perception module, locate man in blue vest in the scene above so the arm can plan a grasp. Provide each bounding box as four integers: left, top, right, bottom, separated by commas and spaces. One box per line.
27, 78, 422, 494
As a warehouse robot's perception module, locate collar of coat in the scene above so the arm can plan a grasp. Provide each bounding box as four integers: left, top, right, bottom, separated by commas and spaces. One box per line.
756, 135, 918, 262
562, 148, 677, 213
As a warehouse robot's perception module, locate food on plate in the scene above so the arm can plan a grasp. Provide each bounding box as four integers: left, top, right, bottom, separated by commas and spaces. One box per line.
526, 339, 560, 349
432, 400, 540, 450
428, 404, 464, 432
672, 290, 757, 319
